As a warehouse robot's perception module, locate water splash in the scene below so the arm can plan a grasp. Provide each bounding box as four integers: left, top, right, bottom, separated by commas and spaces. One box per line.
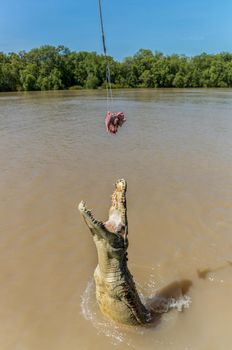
80, 278, 127, 345
80, 273, 192, 346
150, 295, 192, 313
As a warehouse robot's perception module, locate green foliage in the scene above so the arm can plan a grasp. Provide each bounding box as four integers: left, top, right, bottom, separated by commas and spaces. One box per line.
20, 71, 36, 91
69, 85, 83, 90
85, 73, 99, 89
0, 46, 232, 91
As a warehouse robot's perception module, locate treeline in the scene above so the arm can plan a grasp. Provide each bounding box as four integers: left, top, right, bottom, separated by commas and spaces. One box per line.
1, 45, 232, 91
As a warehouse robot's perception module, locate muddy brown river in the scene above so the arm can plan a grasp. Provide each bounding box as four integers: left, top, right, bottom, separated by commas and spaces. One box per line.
0, 89, 232, 350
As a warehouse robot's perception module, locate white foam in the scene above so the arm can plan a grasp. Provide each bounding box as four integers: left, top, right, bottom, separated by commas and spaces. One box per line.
80, 275, 192, 346
80, 279, 95, 321
80, 278, 126, 345
167, 295, 192, 312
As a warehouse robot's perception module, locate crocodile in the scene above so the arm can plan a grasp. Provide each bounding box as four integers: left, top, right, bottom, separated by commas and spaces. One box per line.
78, 179, 152, 325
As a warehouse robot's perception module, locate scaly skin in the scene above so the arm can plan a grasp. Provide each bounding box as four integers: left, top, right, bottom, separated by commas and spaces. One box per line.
78, 179, 151, 325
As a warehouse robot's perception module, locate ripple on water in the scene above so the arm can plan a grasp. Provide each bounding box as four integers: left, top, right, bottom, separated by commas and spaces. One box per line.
80, 265, 192, 346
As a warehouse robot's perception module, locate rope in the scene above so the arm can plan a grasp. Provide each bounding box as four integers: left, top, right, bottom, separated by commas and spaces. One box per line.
98, 0, 113, 111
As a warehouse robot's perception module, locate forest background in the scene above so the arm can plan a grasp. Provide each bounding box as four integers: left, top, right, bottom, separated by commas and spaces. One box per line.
1, 45, 232, 91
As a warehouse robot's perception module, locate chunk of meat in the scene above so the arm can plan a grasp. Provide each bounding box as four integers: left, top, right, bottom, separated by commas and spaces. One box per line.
105, 111, 126, 134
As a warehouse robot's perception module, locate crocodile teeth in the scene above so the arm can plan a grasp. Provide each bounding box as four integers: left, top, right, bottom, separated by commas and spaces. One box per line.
78, 201, 86, 212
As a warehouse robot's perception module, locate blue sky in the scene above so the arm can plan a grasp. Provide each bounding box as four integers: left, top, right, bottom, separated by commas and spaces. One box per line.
0, 0, 231, 60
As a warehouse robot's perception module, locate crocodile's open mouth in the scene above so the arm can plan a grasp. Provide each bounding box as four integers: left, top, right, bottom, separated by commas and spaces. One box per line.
78, 179, 128, 238
78, 200, 104, 228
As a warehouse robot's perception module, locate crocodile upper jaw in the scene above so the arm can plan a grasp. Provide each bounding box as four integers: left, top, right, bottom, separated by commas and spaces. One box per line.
78, 179, 128, 242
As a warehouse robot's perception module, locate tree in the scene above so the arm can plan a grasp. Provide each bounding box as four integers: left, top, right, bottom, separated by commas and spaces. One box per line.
0, 46, 232, 91
85, 73, 99, 89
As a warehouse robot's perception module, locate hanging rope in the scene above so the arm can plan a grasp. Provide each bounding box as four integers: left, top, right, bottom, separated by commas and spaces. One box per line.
98, 0, 126, 134
98, 0, 113, 110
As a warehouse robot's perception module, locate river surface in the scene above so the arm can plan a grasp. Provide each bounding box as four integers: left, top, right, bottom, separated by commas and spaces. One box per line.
0, 89, 232, 350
